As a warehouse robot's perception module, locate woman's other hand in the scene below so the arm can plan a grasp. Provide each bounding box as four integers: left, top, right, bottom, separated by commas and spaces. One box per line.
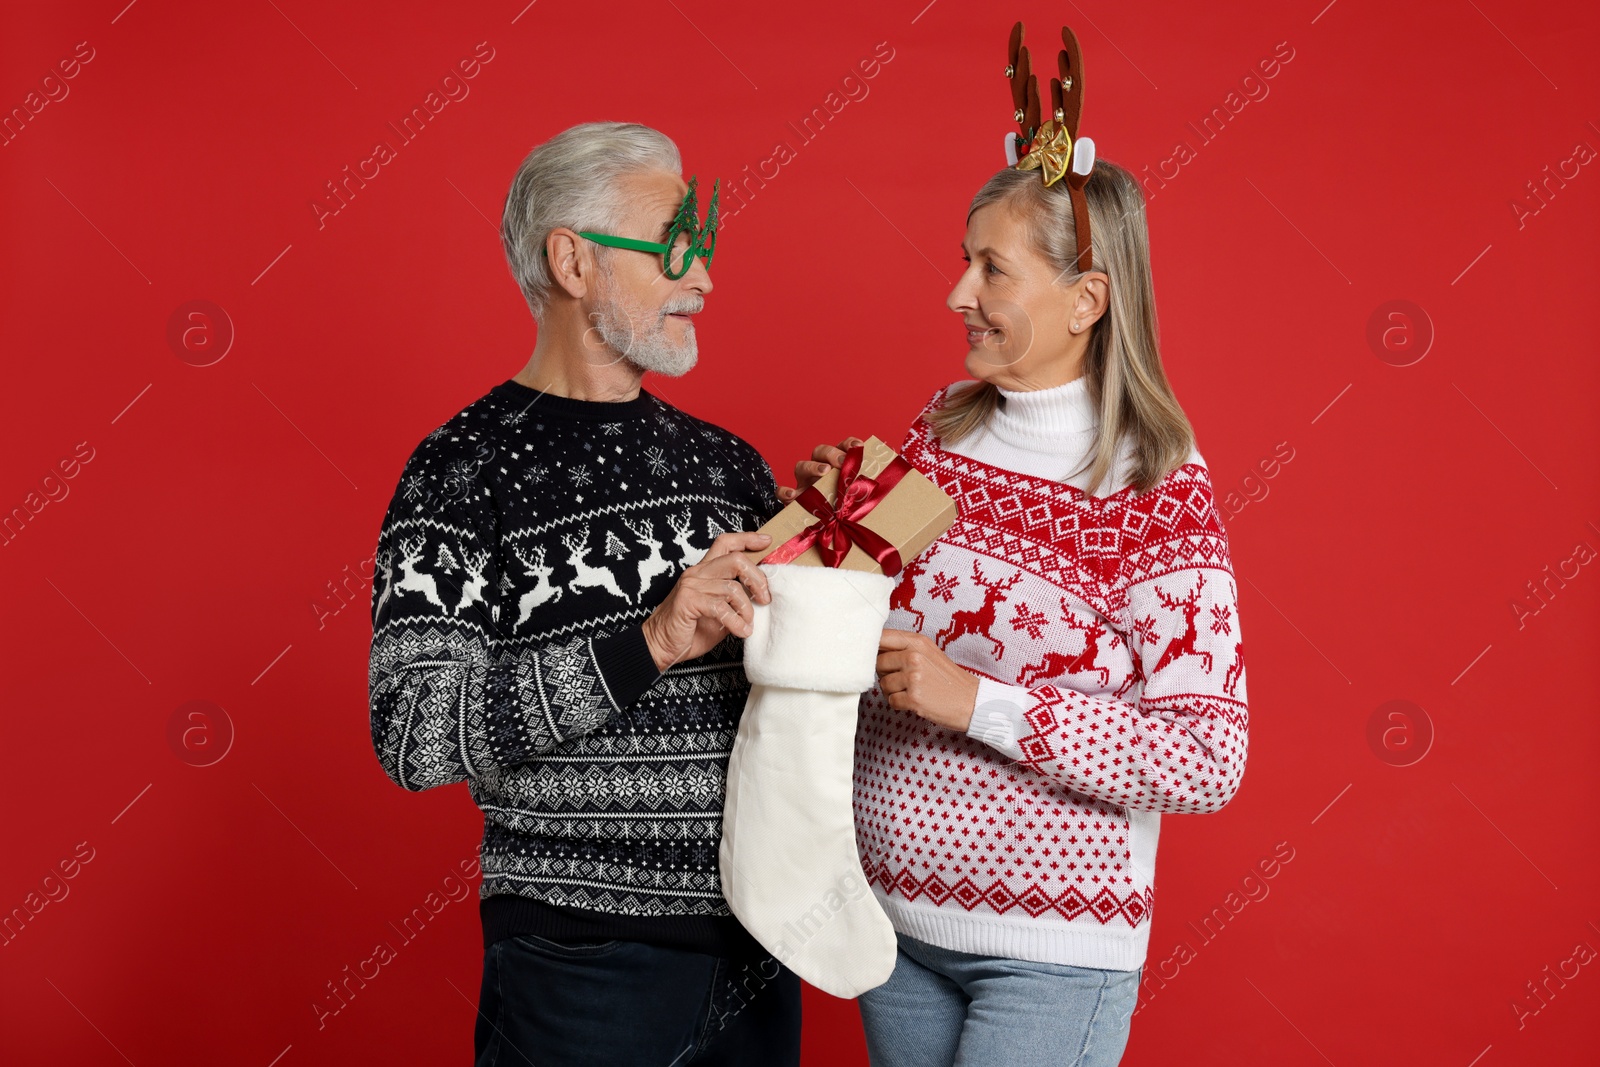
776, 436, 865, 505
875, 628, 979, 731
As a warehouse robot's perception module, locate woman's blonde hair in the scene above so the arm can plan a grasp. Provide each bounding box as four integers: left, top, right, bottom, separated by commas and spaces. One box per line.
926, 158, 1193, 497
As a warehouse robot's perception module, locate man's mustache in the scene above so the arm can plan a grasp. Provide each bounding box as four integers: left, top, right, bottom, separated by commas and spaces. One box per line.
661, 297, 704, 318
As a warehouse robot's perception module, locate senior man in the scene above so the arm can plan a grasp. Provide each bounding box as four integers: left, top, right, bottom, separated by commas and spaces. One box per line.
367, 121, 799, 1066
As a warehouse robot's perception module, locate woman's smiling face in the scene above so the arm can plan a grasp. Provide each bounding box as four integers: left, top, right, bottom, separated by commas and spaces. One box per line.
946, 199, 1105, 388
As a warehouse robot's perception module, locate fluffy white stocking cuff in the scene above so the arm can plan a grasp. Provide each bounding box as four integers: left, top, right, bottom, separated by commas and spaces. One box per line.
742, 563, 896, 692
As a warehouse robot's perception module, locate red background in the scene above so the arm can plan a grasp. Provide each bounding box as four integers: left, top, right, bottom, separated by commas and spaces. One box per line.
3, 1, 1597, 1064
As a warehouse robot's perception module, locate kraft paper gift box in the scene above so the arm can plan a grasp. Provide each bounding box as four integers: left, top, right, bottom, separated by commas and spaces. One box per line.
742, 435, 958, 575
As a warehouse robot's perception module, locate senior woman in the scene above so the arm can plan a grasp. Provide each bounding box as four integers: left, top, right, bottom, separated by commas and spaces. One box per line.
781, 156, 1251, 1066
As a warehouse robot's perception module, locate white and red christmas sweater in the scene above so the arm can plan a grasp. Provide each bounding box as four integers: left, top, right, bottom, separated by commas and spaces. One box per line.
853, 376, 1249, 971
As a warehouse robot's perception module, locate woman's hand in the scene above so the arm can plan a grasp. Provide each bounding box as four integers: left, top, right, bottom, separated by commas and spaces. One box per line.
776, 436, 865, 504
875, 628, 979, 732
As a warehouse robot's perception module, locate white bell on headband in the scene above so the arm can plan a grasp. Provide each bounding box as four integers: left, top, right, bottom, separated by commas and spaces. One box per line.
1071, 135, 1096, 175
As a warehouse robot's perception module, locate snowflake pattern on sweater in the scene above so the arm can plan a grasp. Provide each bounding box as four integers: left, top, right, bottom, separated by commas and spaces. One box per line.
853, 386, 1249, 970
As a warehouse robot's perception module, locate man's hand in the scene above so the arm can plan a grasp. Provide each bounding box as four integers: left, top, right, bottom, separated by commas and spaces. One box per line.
641, 531, 774, 672
875, 628, 979, 731
776, 436, 864, 505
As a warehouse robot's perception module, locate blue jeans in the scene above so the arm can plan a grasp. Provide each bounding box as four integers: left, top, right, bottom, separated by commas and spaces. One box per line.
857, 933, 1142, 1067
473, 933, 801, 1066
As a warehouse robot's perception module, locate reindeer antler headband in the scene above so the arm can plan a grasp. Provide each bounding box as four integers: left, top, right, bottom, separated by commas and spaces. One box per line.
1002, 21, 1097, 272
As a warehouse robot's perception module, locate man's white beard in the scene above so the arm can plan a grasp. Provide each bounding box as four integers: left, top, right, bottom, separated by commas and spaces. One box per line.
592, 267, 699, 378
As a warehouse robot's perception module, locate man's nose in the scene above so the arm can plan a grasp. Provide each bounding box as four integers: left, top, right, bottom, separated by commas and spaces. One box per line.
681, 254, 713, 296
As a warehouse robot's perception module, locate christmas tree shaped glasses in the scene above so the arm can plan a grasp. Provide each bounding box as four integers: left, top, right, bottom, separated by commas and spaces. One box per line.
543, 176, 719, 280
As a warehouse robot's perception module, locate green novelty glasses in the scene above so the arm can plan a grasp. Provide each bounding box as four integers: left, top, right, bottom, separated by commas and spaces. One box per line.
543, 175, 719, 279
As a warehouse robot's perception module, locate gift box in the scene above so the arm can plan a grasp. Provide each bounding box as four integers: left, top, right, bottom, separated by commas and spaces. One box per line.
745, 436, 958, 576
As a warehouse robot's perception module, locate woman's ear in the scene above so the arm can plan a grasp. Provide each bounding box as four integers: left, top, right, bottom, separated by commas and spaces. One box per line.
1077, 270, 1110, 325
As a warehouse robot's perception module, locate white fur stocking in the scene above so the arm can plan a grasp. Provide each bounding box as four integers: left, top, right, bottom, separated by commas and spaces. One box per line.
719, 563, 899, 999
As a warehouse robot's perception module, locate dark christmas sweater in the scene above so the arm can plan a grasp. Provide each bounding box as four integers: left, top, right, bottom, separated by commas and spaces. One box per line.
367, 378, 783, 958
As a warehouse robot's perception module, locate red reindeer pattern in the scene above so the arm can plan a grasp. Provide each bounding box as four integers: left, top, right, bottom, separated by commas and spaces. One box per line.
1016, 596, 1115, 688
1152, 572, 1213, 674
1223, 640, 1245, 696
935, 560, 1023, 660
890, 549, 937, 633
1114, 652, 1143, 700
1208, 588, 1244, 698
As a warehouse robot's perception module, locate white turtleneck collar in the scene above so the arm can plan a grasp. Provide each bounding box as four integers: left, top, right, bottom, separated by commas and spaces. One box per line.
990, 374, 1098, 450
939, 374, 1138, 496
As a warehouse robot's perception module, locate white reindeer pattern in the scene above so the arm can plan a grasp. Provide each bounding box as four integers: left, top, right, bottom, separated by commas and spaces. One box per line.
625, 517, 674, 600
373, 549, 396, 619
512, 543, 566, 625
390, 505, 753, 628
561, 527, 631, 603
666, 507, 705, 572
392, 535, 447, 611
453, 548, 490, 618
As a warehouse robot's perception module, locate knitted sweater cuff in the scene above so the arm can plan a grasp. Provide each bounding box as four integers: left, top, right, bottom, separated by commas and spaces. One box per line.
591, 624, 662, 713
967, 676, 1028, 761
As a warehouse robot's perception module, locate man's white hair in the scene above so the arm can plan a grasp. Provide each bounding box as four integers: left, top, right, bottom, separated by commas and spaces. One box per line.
500, 121, 681, 323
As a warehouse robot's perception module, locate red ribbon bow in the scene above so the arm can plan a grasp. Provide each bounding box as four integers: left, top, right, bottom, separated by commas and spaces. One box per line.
763, 444, 913, 576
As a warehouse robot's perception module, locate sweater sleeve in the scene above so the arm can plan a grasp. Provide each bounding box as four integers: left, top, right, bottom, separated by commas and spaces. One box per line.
963, 475, 1249, 815
749, 447, 785, 523
367, 433, 660, 793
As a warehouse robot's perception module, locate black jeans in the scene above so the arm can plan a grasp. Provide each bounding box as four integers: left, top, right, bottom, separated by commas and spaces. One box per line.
472, 933, 802, 1067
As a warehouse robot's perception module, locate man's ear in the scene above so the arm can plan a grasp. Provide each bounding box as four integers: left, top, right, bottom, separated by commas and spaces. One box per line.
545, 227, 593, 300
